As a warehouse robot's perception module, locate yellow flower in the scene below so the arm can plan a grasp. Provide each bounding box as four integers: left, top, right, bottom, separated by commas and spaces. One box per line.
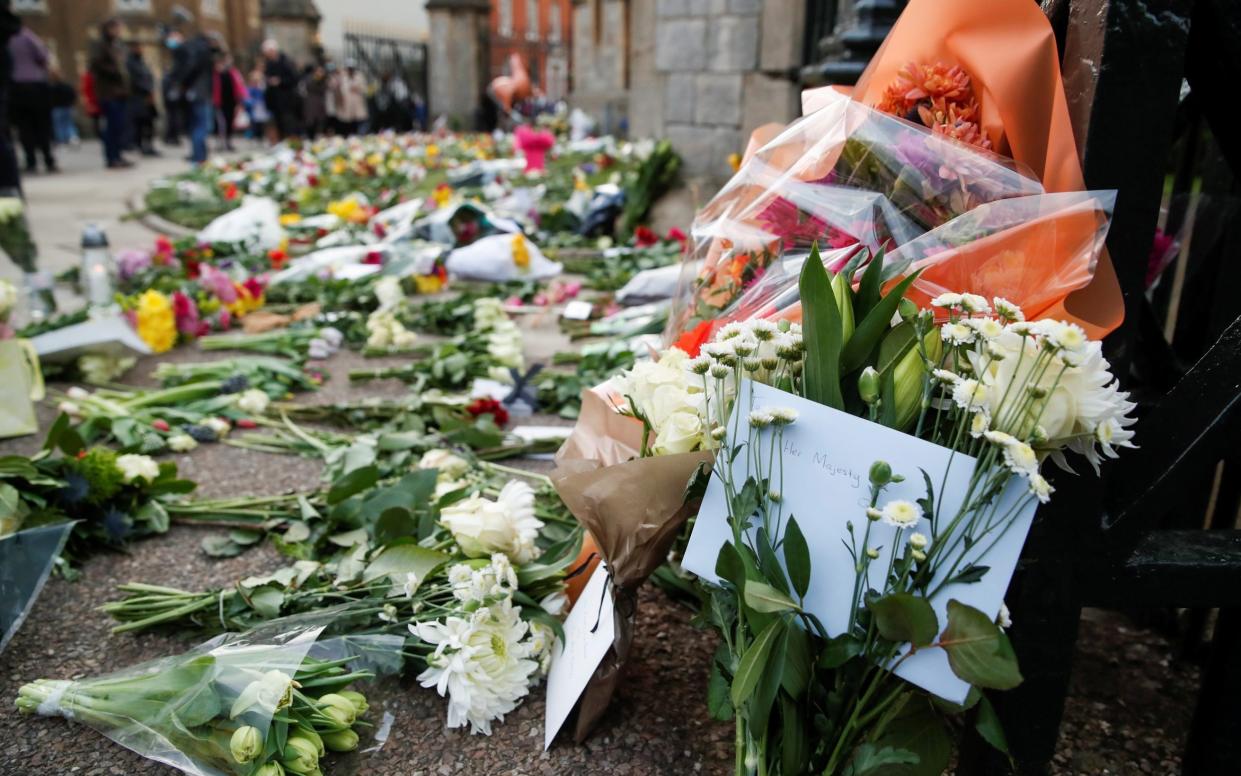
331, 158, 348, 175
279, 213, 302, 226
327, 197, 362, 223
366, 153, 383, 167
431, 186, 452, 209
134, 290, 176, 353
425, 144, 440, 158
512, 234, 530, 270
727, 153, 742, 173
413, 274, 445, 294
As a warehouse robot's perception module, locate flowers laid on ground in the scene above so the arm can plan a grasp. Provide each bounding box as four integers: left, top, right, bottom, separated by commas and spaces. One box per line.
597, 247, 1136, 774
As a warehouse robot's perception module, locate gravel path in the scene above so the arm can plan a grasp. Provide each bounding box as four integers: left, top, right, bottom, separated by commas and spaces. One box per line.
0, 315, 1200, 775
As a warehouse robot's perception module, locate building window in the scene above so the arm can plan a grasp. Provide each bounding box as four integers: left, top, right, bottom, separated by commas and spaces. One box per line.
526, 0, 539, 40
12, 0, 49, 11
498, 0, 513, 36
114, 0, 153, 13
201, 0, 223, 19
549, 3, 561, 43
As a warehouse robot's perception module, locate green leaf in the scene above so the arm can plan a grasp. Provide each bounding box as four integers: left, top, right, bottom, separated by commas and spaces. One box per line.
975, 694, 1010, 755
730, 478, 761, 526
363, 543, 448, 584
372, 507, 418, 544
781, 623, 811, 698
781, 694, 809, 775
707, 662, 734, 721
840, 270, 922, 374
327, 465, 379, 505
744, 580, 800, 613
715, 541, 745, 590
201, 535, 244, 557
730, 617, 783, 707
869, 592, 939, 647
939, 600, 1024, 690
136, 501, 170, 533
820, 633, 863, 668
855, 248, 885, 320
749, 624, 787, 733
248, 585, 285, 619
950, 565, 991, 585
843, 744, 920, 776
783, 516, 811, 599
228, 528, 262, 546
282, 521, 311, 543
869, 697, 951, 776
800, 244, 845, 409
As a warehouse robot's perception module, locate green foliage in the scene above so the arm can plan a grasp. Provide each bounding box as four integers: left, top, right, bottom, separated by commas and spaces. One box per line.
940, 600, 1024, 690
71, 448, 124, 503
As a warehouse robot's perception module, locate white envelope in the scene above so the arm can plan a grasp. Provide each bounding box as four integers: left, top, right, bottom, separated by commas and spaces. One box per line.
544, 563, 614, 749
30, 316, 152, 363
682, 380, 1037, 704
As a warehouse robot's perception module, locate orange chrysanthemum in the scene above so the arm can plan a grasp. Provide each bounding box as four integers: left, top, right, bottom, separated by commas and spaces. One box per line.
876, 61, 991, 150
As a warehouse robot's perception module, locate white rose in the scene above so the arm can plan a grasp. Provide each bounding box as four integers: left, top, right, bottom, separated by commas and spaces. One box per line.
236, 389, 270, 415
645, 382, 703, 430
439, 480, 543, 564
116, 454, 160, 484
652, 410, 704, 456
419, 449, 470, 479
168, 433, 199, 452
374, 276, 405, 310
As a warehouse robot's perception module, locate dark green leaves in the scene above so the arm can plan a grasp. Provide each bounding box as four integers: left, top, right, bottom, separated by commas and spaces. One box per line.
869, 593, 939, 647
800, 244, 845, 410
362, 544, 448, 584
783, 516, 811, 599
940, 600, 1023, 690
731, 617, 783, 708
840, 271, 922, 374
975, 694, 1011, 755
744, 580, 800, 613
326, 465, 380, 505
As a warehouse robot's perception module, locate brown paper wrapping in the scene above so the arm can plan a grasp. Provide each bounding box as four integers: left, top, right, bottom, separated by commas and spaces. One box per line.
552, 390, 714, 741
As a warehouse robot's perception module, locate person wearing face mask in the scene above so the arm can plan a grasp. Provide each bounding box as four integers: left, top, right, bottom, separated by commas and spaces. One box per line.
161, 30, 187, 145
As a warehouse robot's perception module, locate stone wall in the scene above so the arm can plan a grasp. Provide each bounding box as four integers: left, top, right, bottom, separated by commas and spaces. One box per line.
570, 0, 631, 134
426, 1, 491, 128
579, 0, 805, 188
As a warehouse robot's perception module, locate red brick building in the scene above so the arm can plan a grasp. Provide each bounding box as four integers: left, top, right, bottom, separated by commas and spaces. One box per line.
489, 0, 571, 101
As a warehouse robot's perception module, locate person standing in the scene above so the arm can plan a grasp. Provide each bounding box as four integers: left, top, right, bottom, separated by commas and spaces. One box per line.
300, 64, 327, 139
161, 30, 187, 145
245, 68, 269, 143
6, 19, 57, 173
261, 39, 298, 141
125, 40, 159, 157
1, 0, 24, 193
88, 17, 131, 169
169, 7, 215, 164
213, 52, 245, 151
48, 68, 79, 146
334, 60, 367, 137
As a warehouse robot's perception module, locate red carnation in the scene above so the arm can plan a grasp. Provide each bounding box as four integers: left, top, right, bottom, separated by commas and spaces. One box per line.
466, 397, 509, 427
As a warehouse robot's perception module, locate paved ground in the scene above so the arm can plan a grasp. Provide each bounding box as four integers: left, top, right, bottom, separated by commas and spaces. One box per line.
0, 147, 1204, 775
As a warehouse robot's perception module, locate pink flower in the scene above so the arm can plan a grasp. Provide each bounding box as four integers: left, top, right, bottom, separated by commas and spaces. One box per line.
115, 249, 153, 281
171, 291, 201, 337
200, 265, 238, 304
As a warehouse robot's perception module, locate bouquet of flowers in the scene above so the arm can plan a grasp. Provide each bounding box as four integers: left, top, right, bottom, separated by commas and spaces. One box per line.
600, 247, 1135, 773
668, 0, 1123, 355
17, 619, 382, 775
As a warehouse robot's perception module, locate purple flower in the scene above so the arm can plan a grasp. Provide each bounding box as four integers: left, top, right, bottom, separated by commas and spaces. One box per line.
116, 249, 153, 281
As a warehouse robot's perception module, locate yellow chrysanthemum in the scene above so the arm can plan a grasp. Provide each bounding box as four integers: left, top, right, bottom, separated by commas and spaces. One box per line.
425, 144, 440, 158
327, 197, 363, 223
279, 213, 302, 226
331, 158, 348, 175
135, 290, 176, 353
512, 234, 530, 270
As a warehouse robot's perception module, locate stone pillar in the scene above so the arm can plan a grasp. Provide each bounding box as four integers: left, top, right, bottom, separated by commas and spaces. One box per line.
426, 0, 492, 128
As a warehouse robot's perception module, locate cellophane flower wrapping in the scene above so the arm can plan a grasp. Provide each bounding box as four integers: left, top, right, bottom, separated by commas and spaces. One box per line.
666, 88, 1115, 351
15, 615, 399, 776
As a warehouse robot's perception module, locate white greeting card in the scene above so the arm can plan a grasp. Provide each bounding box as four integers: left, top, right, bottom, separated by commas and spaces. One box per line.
543, 563, 615, 749
682, 381, 1037, 703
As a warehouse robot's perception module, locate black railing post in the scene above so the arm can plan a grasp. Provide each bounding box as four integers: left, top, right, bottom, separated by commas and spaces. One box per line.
800, 0, 906, 86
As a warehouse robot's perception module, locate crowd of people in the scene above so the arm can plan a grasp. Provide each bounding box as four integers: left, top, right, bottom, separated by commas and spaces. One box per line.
4, 5, 429, 176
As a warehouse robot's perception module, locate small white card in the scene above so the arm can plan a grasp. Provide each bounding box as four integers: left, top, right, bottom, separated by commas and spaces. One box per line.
469, 378, 512, 402
682, 381, 1037, 704
562, 300, 594, 321
543, 563, 615, 749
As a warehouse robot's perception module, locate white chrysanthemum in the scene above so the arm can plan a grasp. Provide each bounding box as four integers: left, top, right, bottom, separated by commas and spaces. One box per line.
116, 454, 160, 484
967, 317, 1004, 341
440, 480, 543, 564
941, 322, 975, 346
960, 294, 990, 314
486, 320, 525, 369
993, 298, 1024, 322
932, 368, 960, 384
1049, 322, 1088, 353
1001, 441, 1039, 476
749, 319, 779, 341
880, 500, 923, 529
1027, 473, 1054, 503
412, 600, 539, 735
931, 292, 963, 308
716, 322, 747, 341
969, 411, 990, 438
983, 430, 1019, 447
528, 620, 557, 674
473, 298, 509, 331
997, 602, 1013, 629
908, 532, 929, 550
951, 379, 989, 410
748, 410, 773, 429
768, 407, 798, 425
204, 417, 231, 437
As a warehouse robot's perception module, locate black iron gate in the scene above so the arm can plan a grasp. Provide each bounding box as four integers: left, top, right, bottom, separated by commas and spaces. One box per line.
343, 32, 429, 109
